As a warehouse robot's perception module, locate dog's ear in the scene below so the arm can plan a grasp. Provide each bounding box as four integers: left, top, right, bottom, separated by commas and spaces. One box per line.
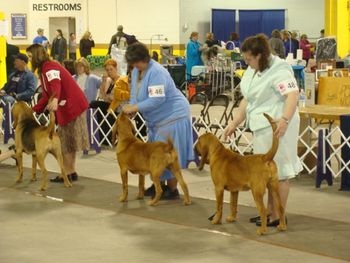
11, 104, 19, 129
197, 139, 209, 171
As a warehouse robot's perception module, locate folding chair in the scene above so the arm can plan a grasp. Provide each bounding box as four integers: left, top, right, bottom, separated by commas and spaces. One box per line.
197, 94, 230, 134
189, 92, 208, 119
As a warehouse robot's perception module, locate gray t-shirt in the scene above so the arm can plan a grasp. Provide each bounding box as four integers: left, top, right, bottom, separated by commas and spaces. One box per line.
269, 37, 285, 59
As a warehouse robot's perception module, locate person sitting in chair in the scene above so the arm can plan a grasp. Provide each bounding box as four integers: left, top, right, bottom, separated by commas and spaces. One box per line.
0, 53, 36, 106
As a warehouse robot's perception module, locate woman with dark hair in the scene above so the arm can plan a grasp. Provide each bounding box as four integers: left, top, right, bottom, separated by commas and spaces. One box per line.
123, 43, 194, 199
224, 34, 302, 227
229, 32, 240, 48
186, 32, 203, 79
269, 29, 285, 59
26, 43, 89, 183
51, 29, 67, 63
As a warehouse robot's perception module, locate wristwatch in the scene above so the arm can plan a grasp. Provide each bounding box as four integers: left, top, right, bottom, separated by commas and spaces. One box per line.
281, 116, 289, 124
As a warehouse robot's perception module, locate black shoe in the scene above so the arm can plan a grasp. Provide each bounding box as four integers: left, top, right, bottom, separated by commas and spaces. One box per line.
249, 215, 270, 223
144, 184, 156, 197
145, 184, 167, 197
256, 217, 288, 227
50, 176, 65, 183
69, 173, 78, 181
160, 188, 180, 200
8, 144, 16, 152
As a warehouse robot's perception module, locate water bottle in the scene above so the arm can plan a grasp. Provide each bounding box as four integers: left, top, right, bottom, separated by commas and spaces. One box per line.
299, 89, 306, 107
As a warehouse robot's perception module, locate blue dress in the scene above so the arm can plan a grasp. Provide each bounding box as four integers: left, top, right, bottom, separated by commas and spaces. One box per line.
186, 40, 203, 79
130, 60, 194, 180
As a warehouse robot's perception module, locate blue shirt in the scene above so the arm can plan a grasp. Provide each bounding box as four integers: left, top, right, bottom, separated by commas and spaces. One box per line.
186, 40, 203, 78
33, 36, 49, 49
130, 60, 190, 128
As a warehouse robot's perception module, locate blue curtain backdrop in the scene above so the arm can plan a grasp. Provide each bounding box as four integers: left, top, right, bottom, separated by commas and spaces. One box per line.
239, 10, 285, 42
211, 9, 236, 42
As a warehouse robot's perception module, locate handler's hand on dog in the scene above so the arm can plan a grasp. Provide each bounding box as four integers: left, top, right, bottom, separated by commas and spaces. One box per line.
224, 123, 236, 141
123, 104, 138, 115
46, 98, 58, 111
274, 119, 288, 138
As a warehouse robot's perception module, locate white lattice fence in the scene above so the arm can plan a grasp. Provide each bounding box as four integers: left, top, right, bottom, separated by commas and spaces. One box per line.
324, 127, 350, 178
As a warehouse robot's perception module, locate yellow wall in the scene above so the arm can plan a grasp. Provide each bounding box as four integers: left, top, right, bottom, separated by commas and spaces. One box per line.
0, 11, 6, 88
325, 0, 350, 58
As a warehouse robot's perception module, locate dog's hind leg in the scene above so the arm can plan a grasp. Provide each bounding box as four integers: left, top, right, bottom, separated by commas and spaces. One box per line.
36, 154, 48, 191
168, 161, 191, 205
31, 155, 37, 181
268, 178, 287, 231
119, 168, 128, 202
148, 170, 164, 206
211, 187, 224, 224
226, 191, 239, 223
137, 174, 145, 199
51, 147, 72, 188
15, 152, 24, 183
252, 189, 268, 235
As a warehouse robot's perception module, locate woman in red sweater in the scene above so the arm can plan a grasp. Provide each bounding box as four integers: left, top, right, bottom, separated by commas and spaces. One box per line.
26, 44, 89, 182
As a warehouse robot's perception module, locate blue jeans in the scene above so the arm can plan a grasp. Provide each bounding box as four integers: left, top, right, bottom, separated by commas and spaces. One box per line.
0, 95, 16, 106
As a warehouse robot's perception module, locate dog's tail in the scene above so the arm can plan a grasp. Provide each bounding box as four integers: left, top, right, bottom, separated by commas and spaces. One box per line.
47, 111, 56, 140
165, 137, 179, 162
262, 113, 279, 162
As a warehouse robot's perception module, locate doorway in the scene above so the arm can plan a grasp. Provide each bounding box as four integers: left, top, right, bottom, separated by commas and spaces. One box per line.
49, 17, 76, 41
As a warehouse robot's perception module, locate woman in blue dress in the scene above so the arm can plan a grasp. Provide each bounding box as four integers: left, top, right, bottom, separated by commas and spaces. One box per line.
186, 32, 203, 79
123, 43, 194, 199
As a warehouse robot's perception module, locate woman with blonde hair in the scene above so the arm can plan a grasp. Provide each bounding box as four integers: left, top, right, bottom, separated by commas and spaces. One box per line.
89, 59, 120, 145
79, 31, 95, 58
73, 57, 101, 102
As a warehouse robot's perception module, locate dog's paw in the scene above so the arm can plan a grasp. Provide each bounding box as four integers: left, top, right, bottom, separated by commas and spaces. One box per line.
148, 200, 159, 206
183, 199, 192, 206
15, 178, 22, 183
118, 195, 128, 202
256, 227, 267, 235
39, 186, 46, 191
210, 216, 222, 225
226, 215, 237, 223
136, 194, 144, 200
31, 177, 37, 182
277, 224, 287, 231
64, 182, 72, 188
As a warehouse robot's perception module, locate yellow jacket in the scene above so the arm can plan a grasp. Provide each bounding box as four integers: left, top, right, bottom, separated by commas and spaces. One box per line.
108, 76, 130, 112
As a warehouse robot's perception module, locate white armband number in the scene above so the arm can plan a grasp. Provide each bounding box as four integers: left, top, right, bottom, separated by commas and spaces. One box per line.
46, 70, 61, 82
148, 85, 165, 97
276, 79, 298, 95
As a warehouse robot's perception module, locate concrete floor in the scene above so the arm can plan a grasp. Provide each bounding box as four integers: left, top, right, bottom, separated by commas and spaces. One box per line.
1, 142, 350, 263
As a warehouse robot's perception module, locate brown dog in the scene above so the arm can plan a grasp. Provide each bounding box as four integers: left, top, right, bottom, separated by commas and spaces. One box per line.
112, 112, 191, 206
194, 113, 286, 235
12, 101, 72, 190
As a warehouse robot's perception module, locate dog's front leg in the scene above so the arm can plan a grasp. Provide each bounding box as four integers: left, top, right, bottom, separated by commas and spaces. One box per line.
15, 152, 24, 183
118, 168, 128, 202
211, 187, 224, 224
137, 174, 145, 199
226, 191, 239, 223
31, 155, 37, 181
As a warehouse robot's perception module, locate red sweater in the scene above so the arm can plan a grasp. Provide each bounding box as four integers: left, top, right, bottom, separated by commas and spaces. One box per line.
33, 60, 89, 126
